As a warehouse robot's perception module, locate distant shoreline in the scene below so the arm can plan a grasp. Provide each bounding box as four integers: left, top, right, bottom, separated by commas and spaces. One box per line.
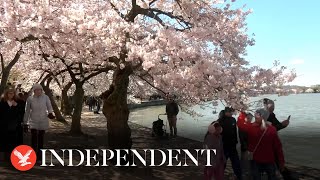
128, 100, 166, 110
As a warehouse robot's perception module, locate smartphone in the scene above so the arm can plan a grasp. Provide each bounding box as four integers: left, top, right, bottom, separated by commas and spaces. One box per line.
287, 115, 291, 120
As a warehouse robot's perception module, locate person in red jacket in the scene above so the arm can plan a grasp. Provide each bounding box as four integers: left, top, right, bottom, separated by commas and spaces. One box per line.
237, 108, 285, 180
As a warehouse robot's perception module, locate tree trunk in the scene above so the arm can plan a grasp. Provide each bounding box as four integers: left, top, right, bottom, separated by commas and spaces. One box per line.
61, 82, 73, 116
102, 67, 132, 153
0, 50, 22, 95
0, 69, 10, 95
42, 82, 67, 123
70, 83, 84, 135
60, 92, 64, 113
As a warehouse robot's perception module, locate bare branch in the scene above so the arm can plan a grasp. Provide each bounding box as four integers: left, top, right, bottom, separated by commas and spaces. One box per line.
137, 6, 192, 31
175, 0, 183, 10
150, 8, 192, 28
136, 74, 167, 96
108, 1, 125, 18
86, 81, 98, 90
48, 54, 78, 83
149, 0, 158, 6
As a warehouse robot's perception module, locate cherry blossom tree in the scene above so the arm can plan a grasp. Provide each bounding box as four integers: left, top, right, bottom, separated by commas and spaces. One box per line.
1, 0, 296, 154
99, 0, 296, 154
1, 0, 116, 134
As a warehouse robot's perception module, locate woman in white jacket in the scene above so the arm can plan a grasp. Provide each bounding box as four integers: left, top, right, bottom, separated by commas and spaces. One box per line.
23, 84, 55, 159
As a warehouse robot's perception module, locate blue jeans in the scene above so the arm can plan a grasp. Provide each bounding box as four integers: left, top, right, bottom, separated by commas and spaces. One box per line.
251, 161, 277, 180
224, 146, 242, 180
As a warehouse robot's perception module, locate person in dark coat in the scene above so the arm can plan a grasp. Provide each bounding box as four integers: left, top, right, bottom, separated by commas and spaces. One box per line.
94, 97, 102, 114
264, 98, 290, 131
165, 95, 179, 137
0, 87, 25, 161
218, 107, 242, 180
88, 96, 95, 111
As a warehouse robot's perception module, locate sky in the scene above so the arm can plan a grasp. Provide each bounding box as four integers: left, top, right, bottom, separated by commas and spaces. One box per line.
232, 0, 320, 86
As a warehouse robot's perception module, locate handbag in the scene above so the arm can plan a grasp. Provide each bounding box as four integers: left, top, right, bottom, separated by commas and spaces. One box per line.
247, 128, 267, 160
281, 167, 300, 180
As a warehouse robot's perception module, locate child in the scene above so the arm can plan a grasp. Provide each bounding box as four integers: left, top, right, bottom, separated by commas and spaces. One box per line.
204, 121, 225, 180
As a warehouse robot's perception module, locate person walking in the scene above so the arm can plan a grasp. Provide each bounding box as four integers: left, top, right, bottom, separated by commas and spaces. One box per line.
204, 121, 225, 180
218, 107, 242, 180
95, 97, 102, 114
165, 95, 179, 137
23, 84, 55, 161
0, 87, 25, 161
237, 108, 285, 180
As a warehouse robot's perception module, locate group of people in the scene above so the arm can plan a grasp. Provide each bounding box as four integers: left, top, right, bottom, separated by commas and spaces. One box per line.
0, 84, 55, 162
86, 96, 102, 114
204, 99, 293, 180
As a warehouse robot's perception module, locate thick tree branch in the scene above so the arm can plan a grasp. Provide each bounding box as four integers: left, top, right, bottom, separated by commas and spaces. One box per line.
6, 46, 23, 70
79, 63, 85, 80
82, 66, 114, 82
36, 71, 46, 84
40, 73, 51, 85
0, 53, 4, 72
132, 0, 136, 8
126, 0, 138, 22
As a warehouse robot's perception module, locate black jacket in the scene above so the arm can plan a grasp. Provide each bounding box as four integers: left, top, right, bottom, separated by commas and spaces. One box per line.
218, 116, 238, 147
267, 112, 285, 131
166, 102, 179, 117
0, 99, 25, 152
0, 100, 24, 131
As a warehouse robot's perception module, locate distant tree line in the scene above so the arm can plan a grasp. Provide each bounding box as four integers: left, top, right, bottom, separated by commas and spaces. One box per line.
311, 85, 320, 93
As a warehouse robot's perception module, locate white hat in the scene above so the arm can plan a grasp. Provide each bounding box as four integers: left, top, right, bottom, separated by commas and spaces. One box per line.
32, 84, 43, 91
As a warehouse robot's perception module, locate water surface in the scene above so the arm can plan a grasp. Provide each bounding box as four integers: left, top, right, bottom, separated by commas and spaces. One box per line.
129, 94, 320, 169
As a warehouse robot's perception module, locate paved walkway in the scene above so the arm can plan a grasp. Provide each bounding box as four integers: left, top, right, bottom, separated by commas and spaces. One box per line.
0, 111, 319, 179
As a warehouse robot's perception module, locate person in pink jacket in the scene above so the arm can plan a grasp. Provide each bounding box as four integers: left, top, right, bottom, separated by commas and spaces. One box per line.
204, 121, 225, 180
